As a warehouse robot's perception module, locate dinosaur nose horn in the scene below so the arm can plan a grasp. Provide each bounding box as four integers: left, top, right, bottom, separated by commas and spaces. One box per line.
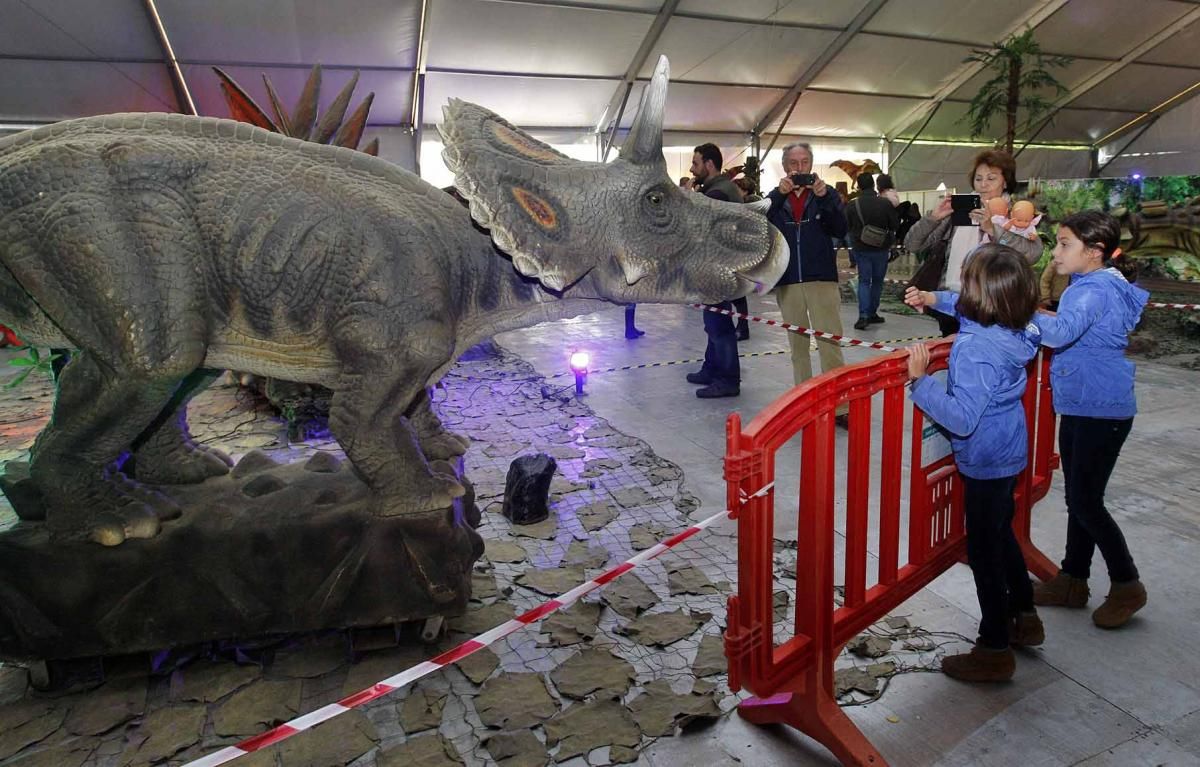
619, 55, 668, 165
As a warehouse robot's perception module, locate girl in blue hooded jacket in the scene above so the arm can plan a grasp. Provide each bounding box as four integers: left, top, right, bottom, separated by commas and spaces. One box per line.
904, 244, 1042, 683
1030, 211, 1149, 630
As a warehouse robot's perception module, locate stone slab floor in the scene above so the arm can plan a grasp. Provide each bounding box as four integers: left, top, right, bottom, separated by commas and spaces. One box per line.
0, 285, 1196, 766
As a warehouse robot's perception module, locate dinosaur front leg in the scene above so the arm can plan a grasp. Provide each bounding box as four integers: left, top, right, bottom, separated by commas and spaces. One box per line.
29, 352, 186, 545
127, 370, 232, 485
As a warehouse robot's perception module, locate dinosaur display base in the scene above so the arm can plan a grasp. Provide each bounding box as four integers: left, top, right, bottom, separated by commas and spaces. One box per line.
0, 452, 482, 662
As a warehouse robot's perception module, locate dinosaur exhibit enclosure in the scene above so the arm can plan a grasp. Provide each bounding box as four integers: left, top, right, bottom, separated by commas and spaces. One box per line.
0, 55, 787, 670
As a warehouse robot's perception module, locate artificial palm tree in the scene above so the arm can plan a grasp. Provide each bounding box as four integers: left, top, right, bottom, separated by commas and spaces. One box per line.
961, 29, 1073, 154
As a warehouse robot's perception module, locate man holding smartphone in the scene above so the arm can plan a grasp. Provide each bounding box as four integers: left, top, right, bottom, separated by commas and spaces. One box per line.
762, 142, 850, 425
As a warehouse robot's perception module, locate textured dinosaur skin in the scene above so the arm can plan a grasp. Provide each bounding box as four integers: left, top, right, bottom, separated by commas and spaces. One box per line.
0, 58, 787, 546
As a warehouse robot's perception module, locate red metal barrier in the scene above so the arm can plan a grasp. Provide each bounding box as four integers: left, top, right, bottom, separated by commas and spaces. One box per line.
723, 340, 1059, 766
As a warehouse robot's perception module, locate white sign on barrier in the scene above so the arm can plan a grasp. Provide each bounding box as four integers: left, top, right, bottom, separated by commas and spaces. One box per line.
919, 370, 953, 465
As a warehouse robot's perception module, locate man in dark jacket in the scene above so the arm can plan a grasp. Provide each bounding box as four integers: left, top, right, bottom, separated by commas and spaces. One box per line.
685, 143, 744, 398
763, 142, 849, 420
846, 173, 901, 330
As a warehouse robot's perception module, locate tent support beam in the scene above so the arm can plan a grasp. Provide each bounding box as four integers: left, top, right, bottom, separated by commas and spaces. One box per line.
141, 0, 196, 115
887, 101, 943, 169
598, 0, 681, 160
1095, 118, 1161, 176
410, 0, 431, 175
753, 0, 887, 156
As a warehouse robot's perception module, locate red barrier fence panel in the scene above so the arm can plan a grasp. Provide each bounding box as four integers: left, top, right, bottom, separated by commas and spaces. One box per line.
723, 342, 1059, 767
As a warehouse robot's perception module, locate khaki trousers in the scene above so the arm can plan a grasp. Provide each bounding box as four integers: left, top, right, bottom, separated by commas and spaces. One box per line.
775, 281, 847, 389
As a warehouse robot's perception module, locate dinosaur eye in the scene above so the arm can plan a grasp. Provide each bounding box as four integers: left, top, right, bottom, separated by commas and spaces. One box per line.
646, 191, 664, 205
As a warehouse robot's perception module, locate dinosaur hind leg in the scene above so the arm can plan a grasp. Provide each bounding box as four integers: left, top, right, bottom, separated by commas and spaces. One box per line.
29, 352, 191, 545
411, 388, 470, 461
127, 370, 232, 485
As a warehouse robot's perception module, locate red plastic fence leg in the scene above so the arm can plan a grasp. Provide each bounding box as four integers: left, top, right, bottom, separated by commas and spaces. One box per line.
737, 666, 888, 767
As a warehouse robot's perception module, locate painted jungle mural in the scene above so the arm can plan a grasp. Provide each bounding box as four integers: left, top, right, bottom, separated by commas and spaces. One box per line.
1024, 174, 1200, 281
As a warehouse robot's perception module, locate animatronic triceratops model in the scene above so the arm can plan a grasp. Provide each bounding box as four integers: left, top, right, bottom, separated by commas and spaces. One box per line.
0, 57, 786, 548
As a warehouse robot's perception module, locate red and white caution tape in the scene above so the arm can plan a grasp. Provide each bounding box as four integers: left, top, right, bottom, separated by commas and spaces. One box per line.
184, 481, 775, 767
691, 303, 903, 352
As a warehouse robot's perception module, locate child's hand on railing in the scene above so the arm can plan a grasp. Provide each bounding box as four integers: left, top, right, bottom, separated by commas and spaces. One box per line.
907, 343, 930, 381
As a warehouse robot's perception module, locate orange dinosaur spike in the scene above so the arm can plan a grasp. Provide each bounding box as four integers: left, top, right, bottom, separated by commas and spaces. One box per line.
261, 75, 293, 137
333, 93, 374, 150
361, 138, 380, 156
291, 64, 323, 141
212, 67, 277, 132
313, 71, 360, 145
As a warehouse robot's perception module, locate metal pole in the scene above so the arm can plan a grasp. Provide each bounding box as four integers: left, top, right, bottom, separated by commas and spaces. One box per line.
142, 0, 196, 115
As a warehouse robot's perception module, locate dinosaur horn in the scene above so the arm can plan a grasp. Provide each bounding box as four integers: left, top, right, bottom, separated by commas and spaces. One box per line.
619, 55, 669, 165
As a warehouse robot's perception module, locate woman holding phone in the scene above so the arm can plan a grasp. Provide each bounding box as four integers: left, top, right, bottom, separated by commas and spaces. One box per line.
904, 150, 1042, 336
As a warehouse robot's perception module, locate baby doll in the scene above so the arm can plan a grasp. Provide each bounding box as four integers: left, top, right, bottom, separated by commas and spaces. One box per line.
997, 200, 1043, 241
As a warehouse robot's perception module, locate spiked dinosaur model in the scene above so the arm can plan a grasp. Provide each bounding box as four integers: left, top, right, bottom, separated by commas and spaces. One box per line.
0, 57, 786, 546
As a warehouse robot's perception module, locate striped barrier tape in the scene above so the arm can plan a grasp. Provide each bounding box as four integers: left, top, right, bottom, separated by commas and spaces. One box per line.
838, 269, 1200, 311
691, 304, 905, 353
183, 481, 776, 767
544, 349, 792, 379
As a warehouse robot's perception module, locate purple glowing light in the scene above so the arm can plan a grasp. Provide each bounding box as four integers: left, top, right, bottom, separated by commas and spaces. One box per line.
1132, 173, 1142, 180
569, 351, 590, 371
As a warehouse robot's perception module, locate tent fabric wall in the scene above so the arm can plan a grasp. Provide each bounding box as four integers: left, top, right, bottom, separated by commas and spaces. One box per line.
888, 144, 1091, 195
1099, 95, 1200, 179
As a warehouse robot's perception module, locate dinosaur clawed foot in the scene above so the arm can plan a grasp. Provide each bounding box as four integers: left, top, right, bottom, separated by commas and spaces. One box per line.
42, 471, 180, 546
420, 431, 471, 461
127, 441, 232, 485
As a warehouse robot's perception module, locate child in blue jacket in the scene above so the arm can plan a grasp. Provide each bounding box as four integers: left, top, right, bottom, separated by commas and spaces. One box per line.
1030, 211, 1149, 629
904, 244, 1042, 682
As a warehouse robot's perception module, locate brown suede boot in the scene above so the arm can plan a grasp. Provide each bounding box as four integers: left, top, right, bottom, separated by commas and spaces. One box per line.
1033, 571, 1089, 608
1092, 580, 1147, 629
1010, 610, 1045, 647
941, 644, 1015, 683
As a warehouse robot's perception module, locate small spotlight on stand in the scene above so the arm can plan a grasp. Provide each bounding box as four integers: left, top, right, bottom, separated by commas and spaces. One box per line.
569, 351, 589, 396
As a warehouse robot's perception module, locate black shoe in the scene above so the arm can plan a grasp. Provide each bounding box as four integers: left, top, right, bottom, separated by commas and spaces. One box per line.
736, 329, 750, 341
686, 371, 713, 385
697, 382, 739, 398
625, 327, 645, 339
868, 315, 885, 324
834, 414, 850, 429
853, 318, 869, 331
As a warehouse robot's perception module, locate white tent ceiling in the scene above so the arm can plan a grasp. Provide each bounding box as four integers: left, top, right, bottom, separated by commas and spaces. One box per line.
2, 0, 1199, 182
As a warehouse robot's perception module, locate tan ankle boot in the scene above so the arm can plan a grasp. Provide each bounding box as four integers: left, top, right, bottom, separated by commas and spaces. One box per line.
1033, 571, 1089, 608
1092, 580, 1147, 629
1010, 610, 1045, 647
941, 644, 1015, 683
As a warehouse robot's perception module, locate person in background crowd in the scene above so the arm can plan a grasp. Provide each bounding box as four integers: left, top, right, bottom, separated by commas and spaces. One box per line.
904, 150, 1041, 336
1039, 259, 1070, 311
761, 142, 850, 426
834, 180, 854, 265
846, 173, 900, 331
684, 143, 744, 398
734, 176, 762, 203
1030, 211, 1149, 630
877, 173, 901, 207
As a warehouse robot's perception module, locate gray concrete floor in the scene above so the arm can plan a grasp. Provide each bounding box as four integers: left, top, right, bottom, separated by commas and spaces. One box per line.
496, 291, 1200, 767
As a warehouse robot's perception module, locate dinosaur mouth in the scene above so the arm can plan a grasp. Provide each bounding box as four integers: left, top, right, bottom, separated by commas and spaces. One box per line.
735, 231, 789, 295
